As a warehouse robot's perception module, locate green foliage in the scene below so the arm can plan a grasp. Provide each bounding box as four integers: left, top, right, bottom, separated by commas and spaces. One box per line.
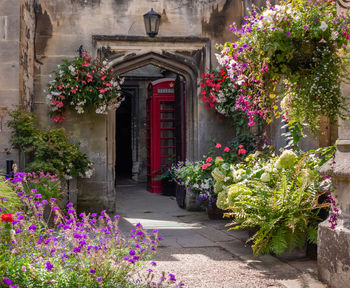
217, 147, 334, 255
7, 107, 93, 179
0, 177, 21, 213
7, 109, 39, 152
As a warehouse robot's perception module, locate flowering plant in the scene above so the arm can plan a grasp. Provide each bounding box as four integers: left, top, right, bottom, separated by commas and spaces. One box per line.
6, 171, 62, 200
217, 0, 350, 131
171, 143, 250, 204
47, 52, 124, 123
214, 145, 337, 255
8, 108, 93, 179
0, 178, 183, 288
201, 68, 246, 119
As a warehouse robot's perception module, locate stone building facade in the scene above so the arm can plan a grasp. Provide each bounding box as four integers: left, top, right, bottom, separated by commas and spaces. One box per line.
1, 0, 256, 211
1, 0, 350, 287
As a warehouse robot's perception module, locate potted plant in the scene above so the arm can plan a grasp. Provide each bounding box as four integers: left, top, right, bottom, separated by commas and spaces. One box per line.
152, 166, 177, 196
214, 146, 336, 256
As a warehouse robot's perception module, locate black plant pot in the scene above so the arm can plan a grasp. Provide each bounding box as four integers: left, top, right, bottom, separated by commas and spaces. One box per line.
162, 178, 176, 196
176, 184, 186, 209
206, 201, 224, 220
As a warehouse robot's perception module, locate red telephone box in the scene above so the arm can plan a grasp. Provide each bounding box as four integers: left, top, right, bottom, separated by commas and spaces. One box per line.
147, 79, 177, 193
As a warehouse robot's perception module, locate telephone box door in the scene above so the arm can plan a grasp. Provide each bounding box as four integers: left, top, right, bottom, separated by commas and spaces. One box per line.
147, 79, 176, 193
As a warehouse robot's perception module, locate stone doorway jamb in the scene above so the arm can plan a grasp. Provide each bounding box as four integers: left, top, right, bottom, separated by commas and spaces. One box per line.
92, 35, 210, 200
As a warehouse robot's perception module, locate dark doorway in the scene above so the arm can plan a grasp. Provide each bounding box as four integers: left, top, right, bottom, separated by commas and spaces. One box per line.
116, 92, 132, 178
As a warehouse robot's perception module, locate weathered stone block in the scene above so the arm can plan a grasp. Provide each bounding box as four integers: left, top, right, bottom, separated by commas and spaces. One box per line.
318, 220, 350, 288
0, 41, 20, 62
0, 16, 7, 40
0, 63, 19, 89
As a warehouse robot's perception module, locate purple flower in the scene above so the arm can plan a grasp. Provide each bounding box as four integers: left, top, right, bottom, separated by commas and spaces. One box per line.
50, 198, 56, 202
3, 277, 13, 285
17, 192, 23, 197
168, 273, 176, 282
51, 207, 59, 212
28, 224, 36, 231
89, 268, 96, 274
45, 261, 54, 271
68, 209, 75, 214
97, 277, 103, 282
129, 249, 136, 256
114, 215, 120, 219
67, 202, 73, 208
31, 189, 38, 193
150, 261, 157, 267
286, 32, 290, 36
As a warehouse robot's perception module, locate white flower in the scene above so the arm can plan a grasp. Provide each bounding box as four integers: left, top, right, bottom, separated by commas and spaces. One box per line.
320, 21, 328, 32
331, 31, 339, 40
64, 174, 73, 180
103, 60, 108, 66
76, 106, 85, 114
68, 65, 76, 74
260, 172, 270, 182
85, 169, 94, 178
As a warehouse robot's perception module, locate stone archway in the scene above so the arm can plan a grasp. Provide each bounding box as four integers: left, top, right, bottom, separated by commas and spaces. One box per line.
92, 35, 210, 197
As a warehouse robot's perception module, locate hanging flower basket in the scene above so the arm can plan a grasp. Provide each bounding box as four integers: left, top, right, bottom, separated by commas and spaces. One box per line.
216, 0, 350, 132
47, 52, 124, 123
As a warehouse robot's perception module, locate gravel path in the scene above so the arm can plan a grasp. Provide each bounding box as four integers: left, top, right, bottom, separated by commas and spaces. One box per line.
153, 247, 283, 288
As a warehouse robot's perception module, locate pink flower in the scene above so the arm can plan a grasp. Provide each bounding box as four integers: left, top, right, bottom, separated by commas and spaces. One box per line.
215, 144, 222, 148
206, 157, 212, 163
238, 145, 246, 155
82, 62, 89, 67
99, 88, 108, 93
58, 85, 63, 90
224, 147, 230, 152
71, 88, 77, 94
101, 76, 106, 81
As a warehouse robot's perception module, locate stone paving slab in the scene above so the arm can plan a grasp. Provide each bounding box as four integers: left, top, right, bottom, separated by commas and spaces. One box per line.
116, 183, 327, 288
196, 226, 234, 242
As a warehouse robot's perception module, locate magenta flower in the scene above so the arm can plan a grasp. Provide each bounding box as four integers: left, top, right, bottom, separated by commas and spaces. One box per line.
45, 261, 54, 271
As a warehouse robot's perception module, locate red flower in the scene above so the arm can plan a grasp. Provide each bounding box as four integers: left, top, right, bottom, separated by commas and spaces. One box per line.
0, 214, 14, 223
238, 145, 246, 155
215, 144, 222, 148
202, 163, 212, 170
224, 147, 230, 152
101, 76, 106, 81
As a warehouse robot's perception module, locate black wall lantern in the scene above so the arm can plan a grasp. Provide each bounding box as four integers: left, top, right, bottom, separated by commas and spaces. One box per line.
143, 8, 161, 38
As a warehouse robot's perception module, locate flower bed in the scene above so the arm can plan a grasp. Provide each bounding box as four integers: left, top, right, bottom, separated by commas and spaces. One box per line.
213, 146, 338, 255
0, 178, 183, 288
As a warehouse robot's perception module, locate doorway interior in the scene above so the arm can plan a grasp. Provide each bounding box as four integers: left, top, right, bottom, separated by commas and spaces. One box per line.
115, 64, 185, 193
